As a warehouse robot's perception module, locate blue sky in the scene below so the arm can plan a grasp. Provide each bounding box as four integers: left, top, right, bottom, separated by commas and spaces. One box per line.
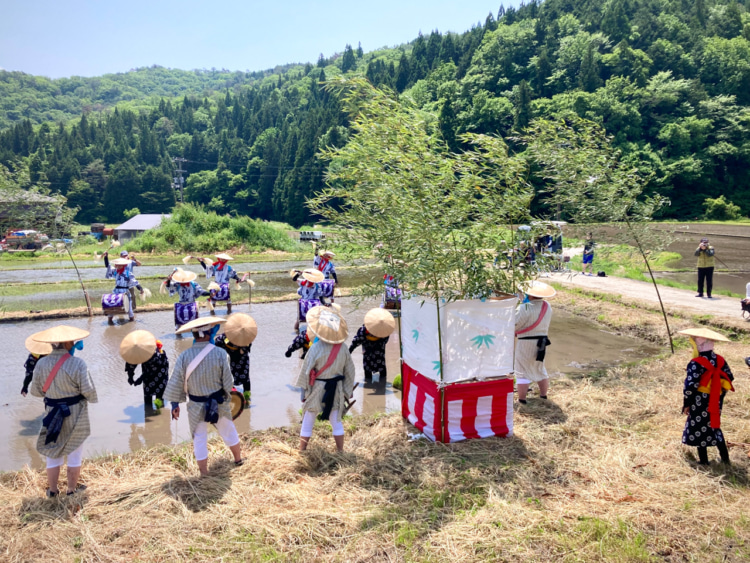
1, 0, 520, 79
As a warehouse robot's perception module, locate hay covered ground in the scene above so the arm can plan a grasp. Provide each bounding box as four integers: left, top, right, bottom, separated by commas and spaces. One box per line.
2, 291, 750, 562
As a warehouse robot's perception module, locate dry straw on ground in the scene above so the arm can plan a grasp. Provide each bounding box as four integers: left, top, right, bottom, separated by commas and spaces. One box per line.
2, 292, 749, 562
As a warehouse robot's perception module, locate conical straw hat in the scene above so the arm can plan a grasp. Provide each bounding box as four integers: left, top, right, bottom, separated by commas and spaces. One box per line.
111, 258, 131, 267
524, 281, 556, 299
224, 313, 258, 346
330, 303, 342, 312
364, 308, 396, 338
215, 253, 234, 261
172, 268, 197, 283
306, 307, 348, 344
32, 325, 90, 343
25, 334, 52, 356
302, 269, 325, 283
176, 316, 227, 335
321, 250, 336, 257
119, 330, 157, 365
678, 328, 730, 342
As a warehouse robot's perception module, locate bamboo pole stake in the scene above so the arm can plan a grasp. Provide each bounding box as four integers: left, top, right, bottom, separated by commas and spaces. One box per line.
66, 244, 92, 317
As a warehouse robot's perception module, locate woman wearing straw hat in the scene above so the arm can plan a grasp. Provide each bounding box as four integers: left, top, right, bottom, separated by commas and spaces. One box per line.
215, 313, 258, 403
104, 255, 143, 323
21, 335, 52, 396
164, 317, 243, 475
120, 330, 170, 411
197, 253, 241, 314
678, 328, 734, 465
349, 308, 396, 385
295, 306, 355, 452
292, 268, 326, 331
313, 245, 338, 284
28, 325, 97, 497
165, 267, 211, 330
514, 281, 555, 404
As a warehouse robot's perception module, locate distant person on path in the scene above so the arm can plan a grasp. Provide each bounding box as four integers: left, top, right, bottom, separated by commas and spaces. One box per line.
120, 331, 169, 411
164, 317, 243, 476
582, 232, 595, 276
21, 335, 51, 396
695, 237, 715, 299
514, 281, 555, 404
215, 313, 258, 403
678, 328, 734, 466
295, 307, 355, 452
28, 325, 97, 497
117, 250, 143, 312
349, 308, 395, 385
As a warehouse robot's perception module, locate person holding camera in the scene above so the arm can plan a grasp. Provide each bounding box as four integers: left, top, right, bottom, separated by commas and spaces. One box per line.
695, 237, 715, 299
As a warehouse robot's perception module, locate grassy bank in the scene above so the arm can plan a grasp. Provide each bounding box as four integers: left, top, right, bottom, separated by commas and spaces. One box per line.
1, 293, 749, 561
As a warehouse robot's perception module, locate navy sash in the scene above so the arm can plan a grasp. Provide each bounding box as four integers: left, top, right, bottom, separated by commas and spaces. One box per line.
189, 390, 225, 424
42, 395, 85, 444
518, 336, 551, 362
316, 375, 345, 422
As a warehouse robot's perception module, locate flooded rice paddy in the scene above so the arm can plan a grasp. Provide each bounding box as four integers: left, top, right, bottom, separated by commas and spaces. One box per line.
0, 296, 658, 472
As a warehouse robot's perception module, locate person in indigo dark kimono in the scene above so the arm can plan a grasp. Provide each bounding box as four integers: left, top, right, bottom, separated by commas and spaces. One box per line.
349, 308, 395, 384
678, 328, 735, 465
286, 329, 312, 359
21, 335, 51, 396
214, 313, 257, 402
123, 334, 170, 411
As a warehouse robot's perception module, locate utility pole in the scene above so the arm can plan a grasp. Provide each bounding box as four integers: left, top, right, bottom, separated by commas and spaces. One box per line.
172, 157, 187, 203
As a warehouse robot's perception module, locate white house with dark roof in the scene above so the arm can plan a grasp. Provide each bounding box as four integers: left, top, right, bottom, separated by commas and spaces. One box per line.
114, 214, 170, 241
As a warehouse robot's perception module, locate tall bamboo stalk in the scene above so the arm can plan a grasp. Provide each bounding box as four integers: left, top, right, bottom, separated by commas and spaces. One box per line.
66, 244, 92, 317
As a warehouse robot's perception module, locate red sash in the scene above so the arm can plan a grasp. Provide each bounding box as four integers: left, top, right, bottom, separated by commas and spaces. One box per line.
317, 258, 329, 272
692, 355, 734, 429
42, 355, 70, 393
516, 301, 549, 336
309, 344, 341, 387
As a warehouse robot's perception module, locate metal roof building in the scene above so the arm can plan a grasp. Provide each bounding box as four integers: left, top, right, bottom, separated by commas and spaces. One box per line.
114, 214, 170, 241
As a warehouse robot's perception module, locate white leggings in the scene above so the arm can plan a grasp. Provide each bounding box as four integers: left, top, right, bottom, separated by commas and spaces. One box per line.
46, 443, 84, 469
516, 378, 532, 385
300, 410, 344, 438
193, 417, 240, 461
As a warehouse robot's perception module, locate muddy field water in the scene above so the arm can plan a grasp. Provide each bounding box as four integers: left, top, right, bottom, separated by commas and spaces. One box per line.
0, 297, 658, 472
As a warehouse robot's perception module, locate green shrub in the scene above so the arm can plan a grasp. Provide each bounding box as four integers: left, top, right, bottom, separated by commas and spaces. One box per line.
703, 195, 742, 220
127, 204, 297, 253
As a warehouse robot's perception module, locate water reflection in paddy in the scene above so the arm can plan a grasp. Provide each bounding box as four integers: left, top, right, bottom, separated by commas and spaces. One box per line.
0, 299, 659, 471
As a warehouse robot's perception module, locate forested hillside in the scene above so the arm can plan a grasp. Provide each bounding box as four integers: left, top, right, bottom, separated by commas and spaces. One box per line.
2, 0, 750, 226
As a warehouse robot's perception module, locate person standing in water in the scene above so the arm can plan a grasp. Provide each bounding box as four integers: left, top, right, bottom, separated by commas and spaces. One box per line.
678, 328, 734, 465
28, 325, 97, 497
21, 335, 51, 396
215, 313, 258, 403
120, 330, 170, 411
349, 308, 395, 384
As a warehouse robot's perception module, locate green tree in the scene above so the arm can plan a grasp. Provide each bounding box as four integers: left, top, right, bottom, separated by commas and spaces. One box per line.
341, 44, 356, 73
579, 43, 602, 92
514, 80, 533, 129
703, 195, 742, 220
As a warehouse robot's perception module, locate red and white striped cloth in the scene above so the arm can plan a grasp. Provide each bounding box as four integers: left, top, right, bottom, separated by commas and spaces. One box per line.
402, 363, 514, 443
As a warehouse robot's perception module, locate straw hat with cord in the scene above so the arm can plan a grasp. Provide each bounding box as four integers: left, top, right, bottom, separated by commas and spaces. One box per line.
306, 306, 348, 344
119, 330, 157, 365
32, 325, 90, 344
111, 258, 131, 267
678, 327, 731, 358
224, 313, 258, 347
523, 281, 556, 299
301, 269, 325, 284
364, 308, 396, 338
175, 316, 227, 335
25, 334, 53, 356
215, 253, 234, 261
321, 249, 336, 258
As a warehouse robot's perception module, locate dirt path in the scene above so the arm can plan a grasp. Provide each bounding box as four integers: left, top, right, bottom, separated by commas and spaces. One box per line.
550, 271, 745, 325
